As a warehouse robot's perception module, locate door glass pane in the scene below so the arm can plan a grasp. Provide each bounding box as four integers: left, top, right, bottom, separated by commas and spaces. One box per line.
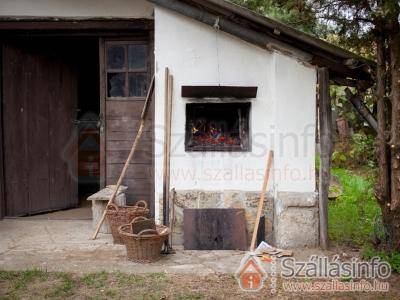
128, 73, 148, 97
107, 73, 125, 97
107, 45, 125, 69
128, 45, 147, 70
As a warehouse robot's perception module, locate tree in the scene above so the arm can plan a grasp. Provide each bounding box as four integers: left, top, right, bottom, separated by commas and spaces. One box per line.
308, 0, 400, 251
235, 0, 400, 250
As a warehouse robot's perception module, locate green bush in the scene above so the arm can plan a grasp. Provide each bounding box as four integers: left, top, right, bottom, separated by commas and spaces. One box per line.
328, 168, 381, 246
332, 133, 376, 169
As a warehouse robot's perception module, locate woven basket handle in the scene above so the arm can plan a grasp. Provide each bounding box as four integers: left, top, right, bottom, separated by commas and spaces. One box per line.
130, 216, 148, 224
106, 203, 118, 211
137, 229, 158, 236
135, 200, 148, 209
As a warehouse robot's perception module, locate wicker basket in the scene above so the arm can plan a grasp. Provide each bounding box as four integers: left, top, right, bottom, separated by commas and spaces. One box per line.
118, 218, 170, 263
106, 201, 149, 244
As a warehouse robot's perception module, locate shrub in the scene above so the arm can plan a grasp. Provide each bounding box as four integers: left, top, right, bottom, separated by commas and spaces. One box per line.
332, 133, 376, 169
328, 168, 382, 246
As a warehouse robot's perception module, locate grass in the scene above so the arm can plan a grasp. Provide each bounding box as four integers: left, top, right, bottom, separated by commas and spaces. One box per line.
1, 269, 399, 299
328, 167, 400, 273
45, 272, 76, 298
0, 270, 217, 299
362, 245, 400, 273
328, 168, 382, 246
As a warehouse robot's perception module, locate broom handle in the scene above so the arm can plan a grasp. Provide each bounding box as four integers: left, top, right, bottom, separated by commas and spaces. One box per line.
250, 150, 274, 251
91, 76, 154, 240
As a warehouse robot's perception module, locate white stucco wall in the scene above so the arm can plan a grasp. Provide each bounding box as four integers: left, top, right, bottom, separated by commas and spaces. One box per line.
154, 7, 316, 220
0, 0, 153, 18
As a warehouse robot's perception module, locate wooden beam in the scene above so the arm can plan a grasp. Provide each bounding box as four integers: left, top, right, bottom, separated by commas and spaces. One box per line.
0, 19, 154, 31
344, 88, 378, 133
99, 38, 106, 190
318, 67, 332, 250
0, 43, 4, 219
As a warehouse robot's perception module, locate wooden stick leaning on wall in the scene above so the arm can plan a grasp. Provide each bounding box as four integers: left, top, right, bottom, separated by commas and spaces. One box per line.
166, 74, 173, 247
162, 68, 171, 227
162, 70, 174, 251
250, 150, 274, 251
91, 75, 155, 240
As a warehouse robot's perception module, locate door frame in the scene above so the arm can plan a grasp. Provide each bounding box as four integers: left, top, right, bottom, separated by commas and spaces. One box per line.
99, 35, 155, 216
0, 19, 154, 218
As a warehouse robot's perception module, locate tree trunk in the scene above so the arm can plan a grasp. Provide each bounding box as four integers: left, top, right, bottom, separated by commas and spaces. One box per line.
387, 15, 400, 250
375, 35, 390, 205
389, 24, 400, 211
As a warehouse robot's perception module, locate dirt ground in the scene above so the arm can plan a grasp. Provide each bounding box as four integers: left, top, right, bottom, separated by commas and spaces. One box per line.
1, 219, 399, 299
0, 270, 399, 299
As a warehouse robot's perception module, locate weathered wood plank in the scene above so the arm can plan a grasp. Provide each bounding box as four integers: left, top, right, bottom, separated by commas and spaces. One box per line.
106, 150, 152, 164
106, 163, 153, 179
106, 140, 153, 151
3, 43, 29, 216
106, 119, 153, 132
106, 101, 147, 119
106, 178, 151, 188
3, 41, 78, 216
106, 131, 153, 142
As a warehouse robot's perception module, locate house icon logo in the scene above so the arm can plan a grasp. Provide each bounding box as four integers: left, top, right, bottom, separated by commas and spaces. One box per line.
235, 254, 267, 291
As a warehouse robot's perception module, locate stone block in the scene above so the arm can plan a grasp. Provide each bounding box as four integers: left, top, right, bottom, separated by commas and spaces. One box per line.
274, 192, 319, 248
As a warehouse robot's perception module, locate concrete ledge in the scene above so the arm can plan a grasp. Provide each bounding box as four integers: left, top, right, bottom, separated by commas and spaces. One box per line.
275, 191, 317, 210
274, 191, 319, 249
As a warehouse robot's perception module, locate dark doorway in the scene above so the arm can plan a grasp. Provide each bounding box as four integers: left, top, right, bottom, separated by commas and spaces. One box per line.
2, 37, 100, 216
75, 39, 100, 204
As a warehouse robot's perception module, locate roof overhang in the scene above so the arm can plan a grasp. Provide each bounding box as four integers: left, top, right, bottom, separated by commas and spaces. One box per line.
148, 0, 374, 83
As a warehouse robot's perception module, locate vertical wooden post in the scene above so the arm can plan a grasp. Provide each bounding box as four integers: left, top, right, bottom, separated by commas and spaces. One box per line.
318, 67, 331, 250
98, 38, 106, 189
0, 43, 4, 219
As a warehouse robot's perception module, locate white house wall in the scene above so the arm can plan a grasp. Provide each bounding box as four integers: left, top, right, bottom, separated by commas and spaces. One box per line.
154, 7, 317, 223
273, 53, 317, 192
0, 0, 154, 18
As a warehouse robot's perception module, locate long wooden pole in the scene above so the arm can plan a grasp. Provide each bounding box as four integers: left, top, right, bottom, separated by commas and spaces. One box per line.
162, 68, 170, 226
318, 67, 331, 250
91, 75, 155, 240
250, 150, 274, 251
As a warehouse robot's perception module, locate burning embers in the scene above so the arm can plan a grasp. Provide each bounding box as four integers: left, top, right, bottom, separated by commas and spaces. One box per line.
185, 102, 250, 152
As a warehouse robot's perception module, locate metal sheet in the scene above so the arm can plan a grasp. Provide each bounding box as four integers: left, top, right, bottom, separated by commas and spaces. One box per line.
183, 208, 248, 250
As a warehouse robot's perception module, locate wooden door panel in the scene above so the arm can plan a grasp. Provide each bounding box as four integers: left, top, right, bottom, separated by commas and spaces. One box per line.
3, 40, 78, 216
27, 56, 51, 213
3, 43, 30, 216
102, 38, 154, 210
49, 59, 78, 210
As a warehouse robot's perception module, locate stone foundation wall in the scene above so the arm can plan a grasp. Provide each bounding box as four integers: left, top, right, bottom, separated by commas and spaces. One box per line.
160, 190, 319, 249
159, 190, 274, 246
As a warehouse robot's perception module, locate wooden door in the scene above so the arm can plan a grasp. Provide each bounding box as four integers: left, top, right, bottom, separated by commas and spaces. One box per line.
3, 41, 78, 216
100, 38, 154, 213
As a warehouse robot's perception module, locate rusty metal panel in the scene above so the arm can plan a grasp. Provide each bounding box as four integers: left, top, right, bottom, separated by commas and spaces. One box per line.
181, 86, 257, 98
183, 208, 248, 250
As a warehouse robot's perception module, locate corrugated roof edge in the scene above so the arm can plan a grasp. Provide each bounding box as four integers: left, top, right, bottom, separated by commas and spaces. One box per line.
207, 0, 375, 67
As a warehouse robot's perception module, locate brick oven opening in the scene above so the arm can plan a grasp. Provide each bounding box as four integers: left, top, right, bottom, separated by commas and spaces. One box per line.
185, 102, 251, 151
